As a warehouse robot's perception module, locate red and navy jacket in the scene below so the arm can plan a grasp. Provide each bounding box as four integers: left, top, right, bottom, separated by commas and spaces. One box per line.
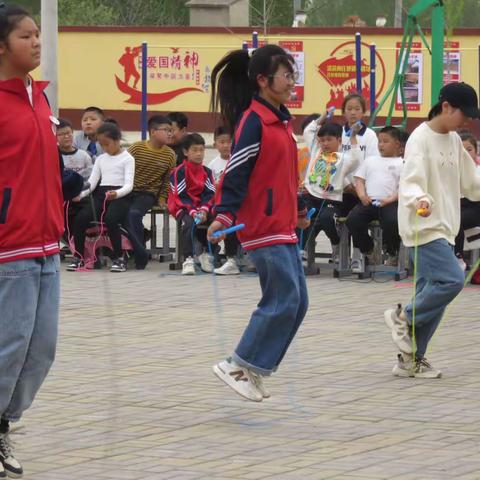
168, 160, 216, 218
0, 78, 63, 263
214, 96, 306, 250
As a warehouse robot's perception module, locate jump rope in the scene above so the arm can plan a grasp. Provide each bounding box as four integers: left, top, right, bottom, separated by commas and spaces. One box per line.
64, 194, 109, 271
190, 218, 315, 421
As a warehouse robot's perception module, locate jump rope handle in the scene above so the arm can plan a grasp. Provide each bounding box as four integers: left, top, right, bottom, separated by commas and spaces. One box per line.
212, 223, 246, 238
345, 120, 362, 137
417, 208, 428, 216
326, 106, 335, 120
306, 208, 316, 220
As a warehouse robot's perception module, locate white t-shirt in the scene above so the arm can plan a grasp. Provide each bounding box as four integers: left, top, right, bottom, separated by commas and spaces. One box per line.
208, 155, 229, 183
355, 155, 403, 200
80, 149, 135, 199
342, 125, 379, 184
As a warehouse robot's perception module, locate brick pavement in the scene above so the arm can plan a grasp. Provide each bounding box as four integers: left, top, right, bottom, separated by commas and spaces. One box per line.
13, 255, 480, 480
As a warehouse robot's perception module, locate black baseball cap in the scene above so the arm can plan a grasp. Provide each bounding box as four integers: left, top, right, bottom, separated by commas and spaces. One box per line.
429, 82, 480, 119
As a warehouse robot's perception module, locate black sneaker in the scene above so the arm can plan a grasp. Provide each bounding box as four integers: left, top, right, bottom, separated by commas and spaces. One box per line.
66, 258, 84, 272
110, 258, 126, 272
0, 432, 23, 478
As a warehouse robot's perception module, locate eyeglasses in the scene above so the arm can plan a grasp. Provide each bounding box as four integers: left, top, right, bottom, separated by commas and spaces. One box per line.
154, 128, 173, 134
269, 71, 300, 82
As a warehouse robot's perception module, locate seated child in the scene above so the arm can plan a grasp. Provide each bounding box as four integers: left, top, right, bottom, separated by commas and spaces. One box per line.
167, 111, 189, 165
302, 117, 361, 262
341, 93, 380, 214
68, 122, 135, 273
346, 126, 405, 272
208, 126, 241, 275
74, 106, 105, 161
57, 118, 93, 240
454, 130, 480, 269
168, 133, 216, 275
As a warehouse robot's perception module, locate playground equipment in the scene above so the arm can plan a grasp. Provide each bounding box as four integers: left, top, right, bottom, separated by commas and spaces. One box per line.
370, 0, 445, 129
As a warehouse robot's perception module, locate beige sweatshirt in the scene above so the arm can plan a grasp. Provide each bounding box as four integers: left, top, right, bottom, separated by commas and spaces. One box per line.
399, 122, 480, 247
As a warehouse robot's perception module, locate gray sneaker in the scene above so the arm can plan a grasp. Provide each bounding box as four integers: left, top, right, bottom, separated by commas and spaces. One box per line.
392, 353, 415, 377
392, 354, 442, 379
384, 304, 413, 354
414, 357, 442, 379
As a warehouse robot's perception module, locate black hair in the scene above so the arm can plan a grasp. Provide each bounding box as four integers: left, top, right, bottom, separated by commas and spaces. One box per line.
427, 102, 442, 120
342, 93, 367, 113
317, 123, 342, 139
182, 133, 205, 150
379, 126, 402, 142
210, 44, 295, 131
97, 122, 122, 141
0, 3, 34, 45
103, 117, 118, 126
57, 118, 73, 130
398, 129, 410, 146
458, 129, 478, 152
214, 125, 233, 140
148, 115, 171, 132
82, 106, 105, 119
167, 112, 188, 129
301, 113, 320, 133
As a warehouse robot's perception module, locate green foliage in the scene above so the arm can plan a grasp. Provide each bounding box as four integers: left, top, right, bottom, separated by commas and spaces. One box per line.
58, 0, 115, 26
57, 0, 188, 26
250, 0, 293, 28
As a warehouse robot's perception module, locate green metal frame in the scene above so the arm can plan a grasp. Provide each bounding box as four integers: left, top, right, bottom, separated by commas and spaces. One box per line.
370, 0, 444, 130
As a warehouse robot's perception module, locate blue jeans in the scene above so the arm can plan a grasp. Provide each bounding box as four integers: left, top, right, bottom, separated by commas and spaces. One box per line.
404, 239, 464, 358
0, 255, 60, 422
233, 244, 308, 375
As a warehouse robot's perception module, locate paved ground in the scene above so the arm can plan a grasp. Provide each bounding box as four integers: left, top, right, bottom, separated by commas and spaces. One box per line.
13, 247, 480, 480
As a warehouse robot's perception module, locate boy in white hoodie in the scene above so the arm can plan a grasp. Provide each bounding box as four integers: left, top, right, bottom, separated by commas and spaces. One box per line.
384, 82, 480, 379
302, 120, 361, 261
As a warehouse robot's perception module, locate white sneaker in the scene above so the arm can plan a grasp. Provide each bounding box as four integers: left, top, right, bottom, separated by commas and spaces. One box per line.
182, 256, 195, 275
199, 252, 214, 273
385, 254, 398, 267
212, 359, 263, 402
384, 304, 413, 354
214, 257, 240, 275
0, 432, 22, 478
351, 256, 365, 273
250, 371, 271, 399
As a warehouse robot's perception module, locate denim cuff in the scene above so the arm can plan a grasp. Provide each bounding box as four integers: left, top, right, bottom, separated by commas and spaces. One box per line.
232, 352, 273, 376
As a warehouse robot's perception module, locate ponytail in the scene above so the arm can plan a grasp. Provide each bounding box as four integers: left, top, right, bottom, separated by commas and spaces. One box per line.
211, 44, 295, 131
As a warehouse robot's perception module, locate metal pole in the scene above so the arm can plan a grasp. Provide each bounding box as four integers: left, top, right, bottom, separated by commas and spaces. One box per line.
252, 31, 258, 49
355, 32, 362, 93
40, 0, 58, 115
263, 0, 267, 39
141, 41, 148, 141
394, 0, 403, 28
369, 43, 376, 116
431, 4, 445, 103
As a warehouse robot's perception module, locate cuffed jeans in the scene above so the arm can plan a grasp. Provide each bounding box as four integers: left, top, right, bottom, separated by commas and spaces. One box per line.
404, 239, 464, 358
233, 244, 308, 375
0, 255, 60, 421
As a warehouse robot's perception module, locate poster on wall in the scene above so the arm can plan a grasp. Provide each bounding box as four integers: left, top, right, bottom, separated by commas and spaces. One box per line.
444, 41, 461, 84
279, 40, 304, 109
396, 42, 423, 111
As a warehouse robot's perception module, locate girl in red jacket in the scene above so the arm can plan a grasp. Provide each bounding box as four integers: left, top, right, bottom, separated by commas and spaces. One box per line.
0, 5, 63, 477
208, 45, 310, 402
